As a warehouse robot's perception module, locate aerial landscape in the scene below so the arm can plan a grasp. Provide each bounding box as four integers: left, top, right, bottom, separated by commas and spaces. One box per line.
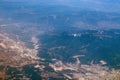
0, 0, 120, 80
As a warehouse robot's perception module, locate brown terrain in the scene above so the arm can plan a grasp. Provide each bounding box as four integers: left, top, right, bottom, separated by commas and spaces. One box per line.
0, 33, 37, 80
0, 32, 120, 80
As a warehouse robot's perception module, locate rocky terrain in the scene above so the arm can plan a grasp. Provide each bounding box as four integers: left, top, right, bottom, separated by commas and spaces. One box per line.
49, 60, 120, 80
0, 31, 120, 80
0, 32, 38, 80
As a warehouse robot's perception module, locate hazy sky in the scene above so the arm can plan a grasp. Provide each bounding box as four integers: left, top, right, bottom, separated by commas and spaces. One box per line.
1, 0, 120, 13
2, 0, 119, 13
